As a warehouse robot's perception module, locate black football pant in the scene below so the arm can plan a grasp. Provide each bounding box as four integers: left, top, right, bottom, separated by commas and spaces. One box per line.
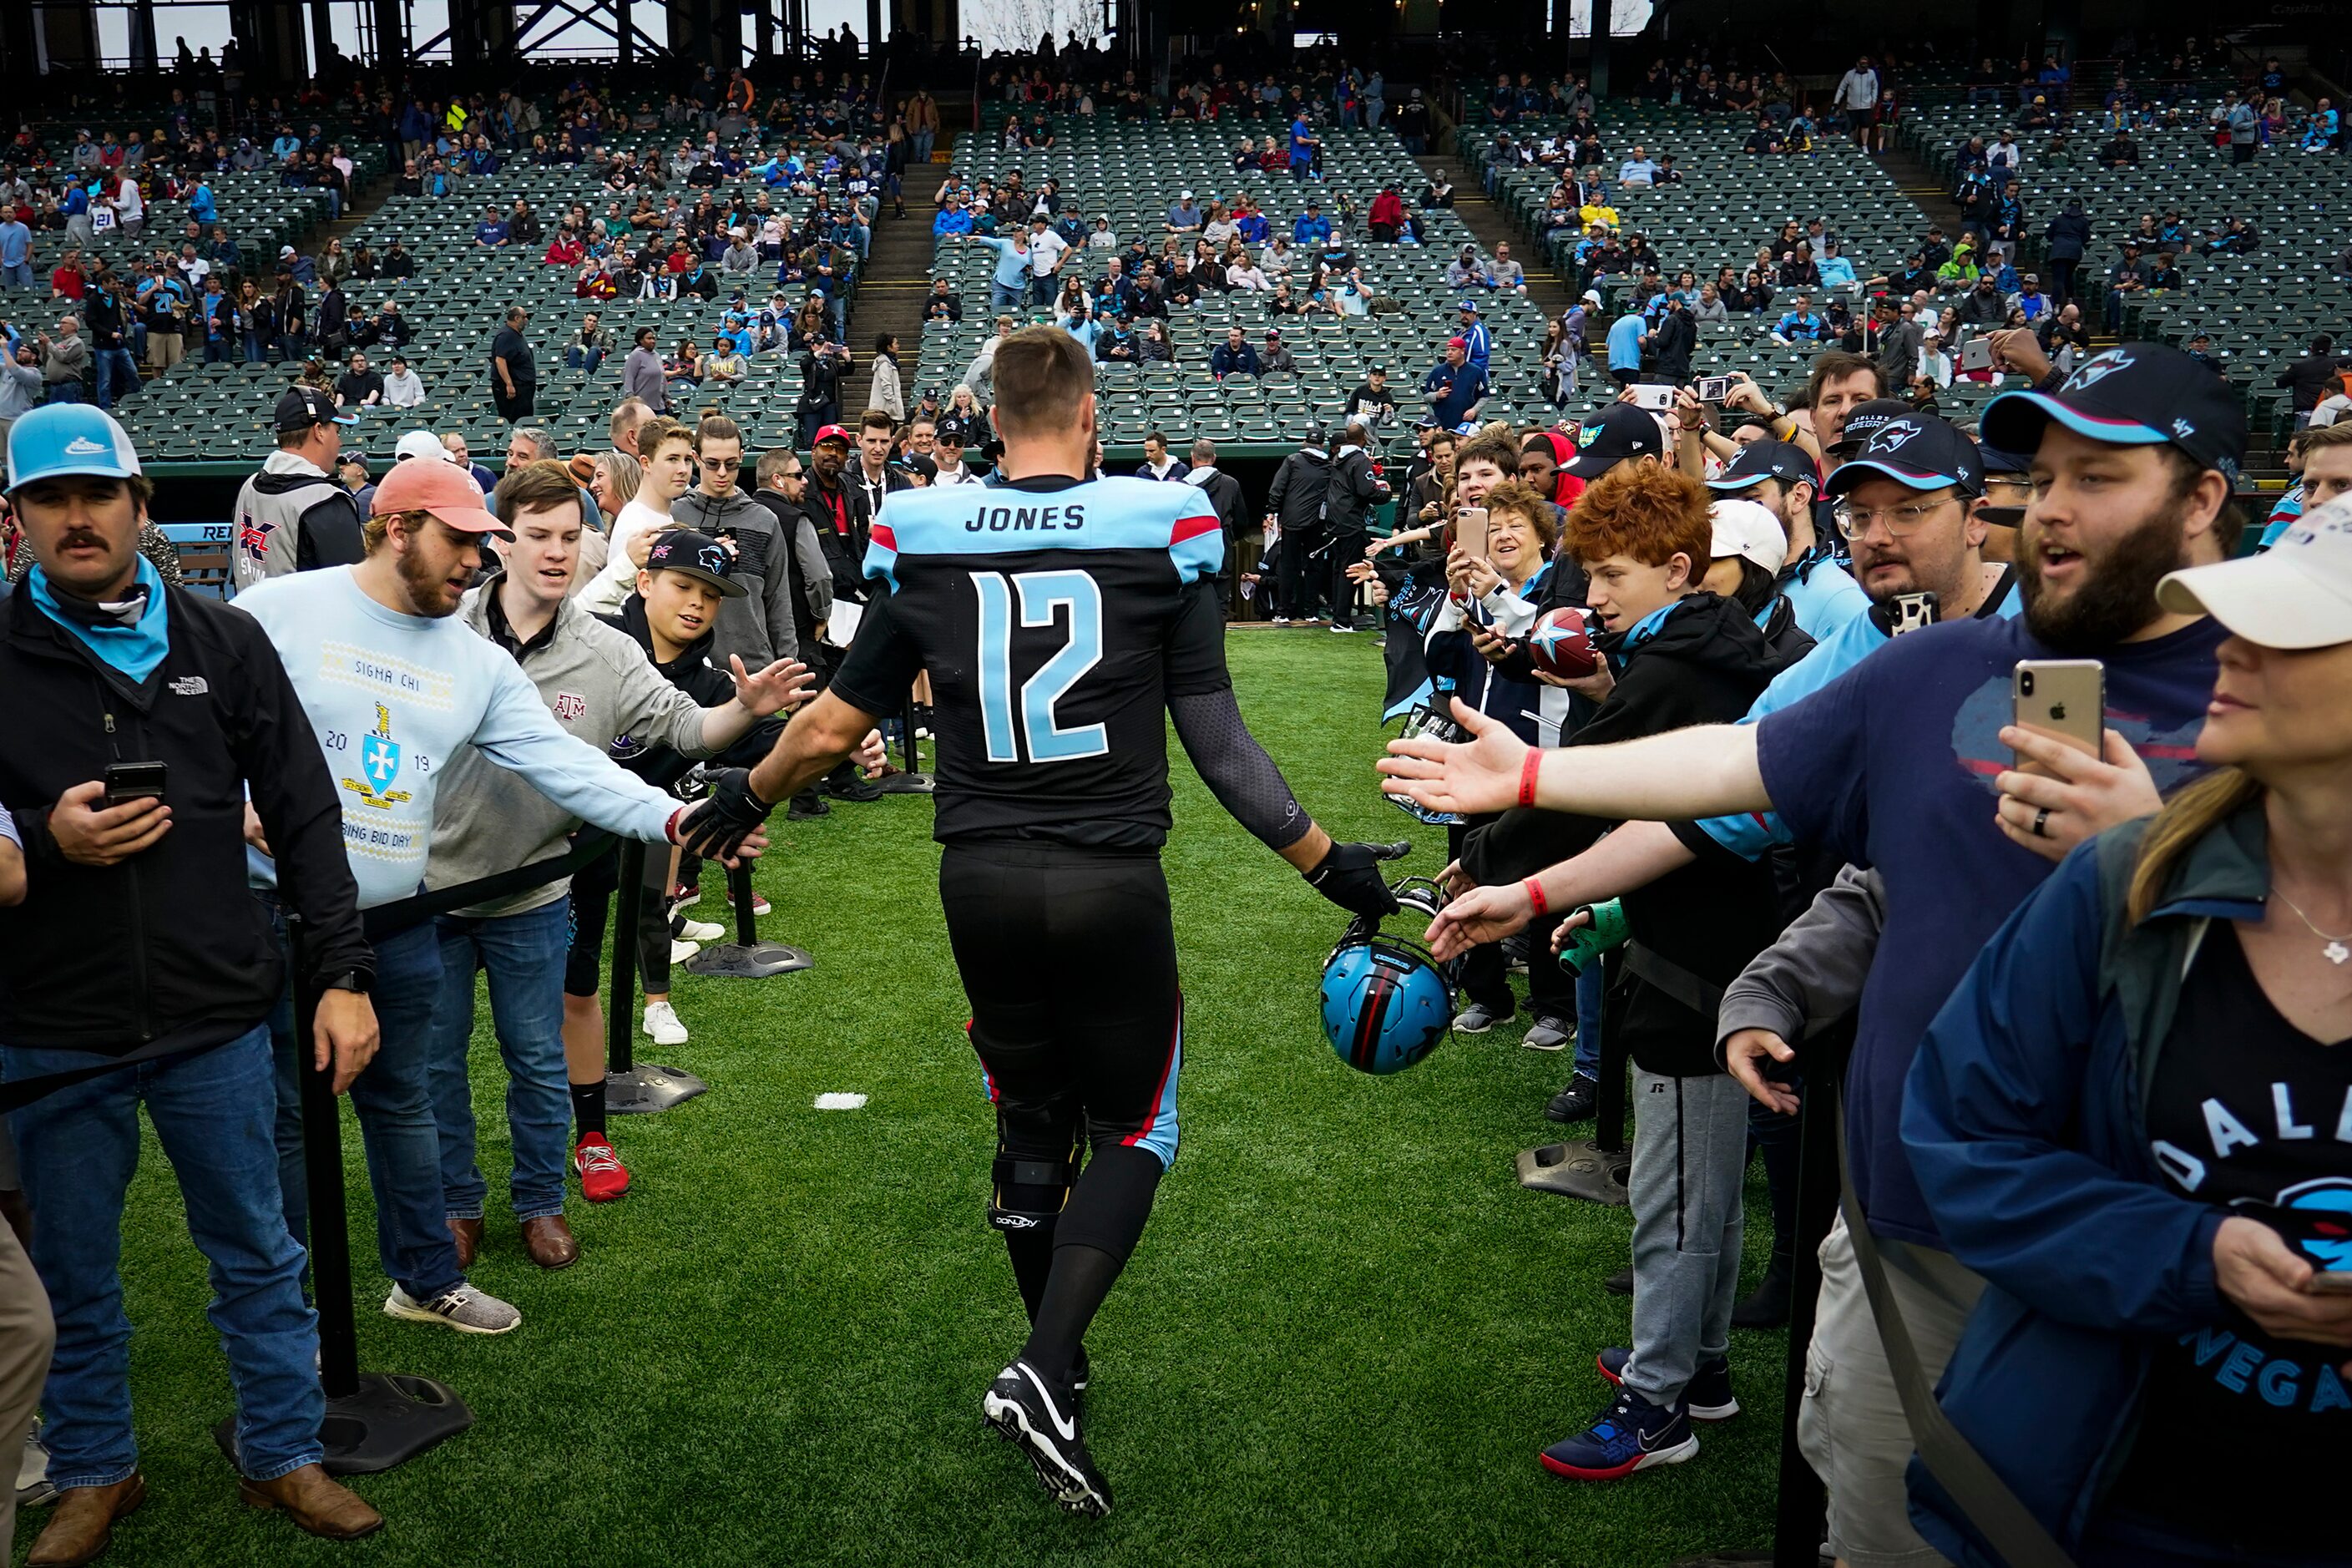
941, 842, 1180, 1381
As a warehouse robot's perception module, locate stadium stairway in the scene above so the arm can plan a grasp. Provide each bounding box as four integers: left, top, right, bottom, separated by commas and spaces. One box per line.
846, 128, 957, 412
1422, 153, 1574, 324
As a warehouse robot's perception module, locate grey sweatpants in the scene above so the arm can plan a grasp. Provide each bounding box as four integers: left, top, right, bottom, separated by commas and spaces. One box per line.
1620, 1067, 1749, 1408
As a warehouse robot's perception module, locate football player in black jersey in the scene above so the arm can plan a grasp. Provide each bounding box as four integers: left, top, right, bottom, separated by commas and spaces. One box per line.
681, 329, 1401, 1517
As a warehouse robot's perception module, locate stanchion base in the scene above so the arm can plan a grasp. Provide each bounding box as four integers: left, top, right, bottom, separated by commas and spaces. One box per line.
684, 941, 813, 979
874, 770, 935, 795
1515, 1140, 1632, 1206
605, 1064, 708, 1115
212, 1373, 473, 1476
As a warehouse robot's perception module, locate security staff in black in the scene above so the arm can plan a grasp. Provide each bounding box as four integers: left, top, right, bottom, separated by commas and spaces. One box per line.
675, 329, 1399, 1520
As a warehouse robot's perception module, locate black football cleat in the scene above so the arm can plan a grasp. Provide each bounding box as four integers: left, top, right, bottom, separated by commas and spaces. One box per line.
982, 1358, 1112, 1519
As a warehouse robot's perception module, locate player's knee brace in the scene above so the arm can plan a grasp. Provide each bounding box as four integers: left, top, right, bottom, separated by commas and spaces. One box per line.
988, 1155, 1076, 1235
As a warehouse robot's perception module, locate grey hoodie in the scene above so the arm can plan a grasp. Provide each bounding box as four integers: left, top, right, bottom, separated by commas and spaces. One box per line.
427, 583, 714, 918
671, 484, 807, 666
1712, 864, 1884, 1064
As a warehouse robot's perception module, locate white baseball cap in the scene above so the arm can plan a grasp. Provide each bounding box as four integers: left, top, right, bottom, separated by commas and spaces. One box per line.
2157, 493, 2352, 649
1709, 497, 1788, 574
394, 429, 452, 463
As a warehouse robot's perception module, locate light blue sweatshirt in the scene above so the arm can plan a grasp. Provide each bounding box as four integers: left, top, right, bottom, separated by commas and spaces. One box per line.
232, 566, 680, 909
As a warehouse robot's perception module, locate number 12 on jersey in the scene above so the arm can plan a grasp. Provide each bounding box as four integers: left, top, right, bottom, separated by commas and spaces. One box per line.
971, 569, 1110, 763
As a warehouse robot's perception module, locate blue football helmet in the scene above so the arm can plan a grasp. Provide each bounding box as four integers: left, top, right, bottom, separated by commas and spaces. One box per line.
1321, 910, 1454, 1077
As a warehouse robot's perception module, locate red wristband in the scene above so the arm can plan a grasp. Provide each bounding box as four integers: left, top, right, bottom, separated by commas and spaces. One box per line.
665, 806, 685, 845
1518, 747, 1543, 808
1522, 877, 1549, 918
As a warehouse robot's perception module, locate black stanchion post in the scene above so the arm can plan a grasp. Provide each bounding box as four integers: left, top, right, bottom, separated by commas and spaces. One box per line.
874, 692, 935, 795
684, 856, 813, 979
215, 915, 473, 1474
603, 838, 708, 1115
1515, 949, 1631, 1205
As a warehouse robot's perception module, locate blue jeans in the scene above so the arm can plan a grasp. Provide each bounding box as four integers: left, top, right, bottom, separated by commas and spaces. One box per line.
427, 901, 571, 1223
0, 262, 32, 287
204, 336, 232, 363
270, 918, 464, 1302
4, 1028, 324, 1485
94, 347, 139, 409
990, 281, 1025, 311
43, 380, 83, 404
564, 346, 604, 373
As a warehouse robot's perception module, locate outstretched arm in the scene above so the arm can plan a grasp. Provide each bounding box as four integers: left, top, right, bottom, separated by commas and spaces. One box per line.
1168, 687, 1396, 918
1380, 697, 1769, 821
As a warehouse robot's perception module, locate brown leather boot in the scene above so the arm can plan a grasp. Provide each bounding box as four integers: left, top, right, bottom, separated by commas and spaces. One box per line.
447, 1215, 483, 1271
27, 1474, 147, 1566
239, 1463, 384, 1540
518, 1213, 579, 1270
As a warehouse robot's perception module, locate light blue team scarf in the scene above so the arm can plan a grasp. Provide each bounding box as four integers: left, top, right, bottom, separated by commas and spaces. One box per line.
28, 554, 171, 683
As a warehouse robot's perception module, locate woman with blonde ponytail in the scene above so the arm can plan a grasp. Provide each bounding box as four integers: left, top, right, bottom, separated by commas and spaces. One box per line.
1905, 503, 2352, 1568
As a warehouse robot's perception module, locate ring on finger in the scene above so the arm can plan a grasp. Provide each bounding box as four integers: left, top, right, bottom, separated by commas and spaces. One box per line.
2031, 806, 2051, 838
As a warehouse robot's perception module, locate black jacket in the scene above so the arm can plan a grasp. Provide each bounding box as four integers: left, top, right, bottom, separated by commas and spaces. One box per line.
2044, 209, 2092, 262
0, 583, 369, 1055
1646, 309, 1695, 380
1265, 446, 1330, 534
1323, 447, 1390, 535
1459, 592, 1808, 1076
1188, 467, 1248, 556
2276, 352, 2344, 412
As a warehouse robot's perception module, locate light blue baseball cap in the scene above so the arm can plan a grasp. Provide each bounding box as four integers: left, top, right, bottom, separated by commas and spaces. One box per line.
5, 403, 143, 493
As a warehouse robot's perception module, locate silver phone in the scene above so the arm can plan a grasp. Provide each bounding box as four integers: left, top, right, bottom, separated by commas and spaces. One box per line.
1960, 336, 1995, 372
1695, 375, 1733, 402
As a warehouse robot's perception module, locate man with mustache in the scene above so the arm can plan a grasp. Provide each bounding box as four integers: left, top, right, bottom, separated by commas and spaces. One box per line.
233, 459, 763, 1339
1389, 343, 2238, 1560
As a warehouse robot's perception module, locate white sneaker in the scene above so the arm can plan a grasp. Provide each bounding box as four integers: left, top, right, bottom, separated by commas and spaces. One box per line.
675, 918, 726, 943
382, 1282, 522, 1335
669, 938, 701, 964
644, 1000, 689, 1045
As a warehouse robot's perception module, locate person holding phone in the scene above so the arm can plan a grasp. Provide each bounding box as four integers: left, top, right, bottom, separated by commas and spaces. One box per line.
1386, 344, 2242, 1561
1905, 507, 2352, 1568
0, 405, 388, 1555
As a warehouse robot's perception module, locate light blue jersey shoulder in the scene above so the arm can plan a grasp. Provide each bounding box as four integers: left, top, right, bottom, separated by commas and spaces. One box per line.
864, 476, 1223, 589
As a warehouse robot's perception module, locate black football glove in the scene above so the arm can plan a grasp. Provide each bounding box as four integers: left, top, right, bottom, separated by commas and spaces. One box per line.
675, 766, 775, 859
1305, 840, 1406, 920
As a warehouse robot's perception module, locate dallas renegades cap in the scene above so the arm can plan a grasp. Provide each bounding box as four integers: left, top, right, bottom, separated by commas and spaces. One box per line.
1982, 341, 2248, 484
1705, 439, 1816, 493
1565, 402, 1667, 480
1828, 397, 1915, 454
1823, 412, 1985, 498
642, 529, 748, 598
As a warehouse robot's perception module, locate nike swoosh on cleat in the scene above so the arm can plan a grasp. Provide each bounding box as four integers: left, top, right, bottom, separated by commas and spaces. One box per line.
1016, 1362, 1079, 1442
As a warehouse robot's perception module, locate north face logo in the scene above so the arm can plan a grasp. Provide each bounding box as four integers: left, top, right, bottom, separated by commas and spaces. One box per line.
167, 675, 208, 696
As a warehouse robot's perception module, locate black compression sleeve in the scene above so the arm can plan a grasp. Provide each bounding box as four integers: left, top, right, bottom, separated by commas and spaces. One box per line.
1169, 687, 1313, 852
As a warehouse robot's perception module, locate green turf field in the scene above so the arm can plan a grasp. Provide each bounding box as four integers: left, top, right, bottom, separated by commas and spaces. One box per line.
89, 632, 1784, 1567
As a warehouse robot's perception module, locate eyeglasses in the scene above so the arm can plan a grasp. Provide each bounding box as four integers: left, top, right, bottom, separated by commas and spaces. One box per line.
1832, 493, 1958, 539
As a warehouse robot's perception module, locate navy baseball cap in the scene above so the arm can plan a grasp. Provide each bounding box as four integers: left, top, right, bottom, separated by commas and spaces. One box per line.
642, 529, 747, 598
1981, 341, 2248, 484
1823, 413, 1985, 498
1828, 397, 1916, 454
1979, 443, 2032, 478
275, 386, 358, 433
1565, 403, 1667, 480
1706, 440, 1816, 493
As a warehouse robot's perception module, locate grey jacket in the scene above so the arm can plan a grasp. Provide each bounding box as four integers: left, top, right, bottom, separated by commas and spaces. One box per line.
426, 584, 714, 918
1712, 863, 1884, 1061
39, 335, 89, 386
670, 485, 812, 666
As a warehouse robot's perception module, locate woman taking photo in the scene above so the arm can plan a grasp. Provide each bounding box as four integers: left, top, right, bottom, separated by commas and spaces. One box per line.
1905, 517, 2352, 1568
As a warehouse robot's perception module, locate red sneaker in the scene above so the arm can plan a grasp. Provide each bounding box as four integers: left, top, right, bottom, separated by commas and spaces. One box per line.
725, 888, 772, 917
573, 1134, 630, 1202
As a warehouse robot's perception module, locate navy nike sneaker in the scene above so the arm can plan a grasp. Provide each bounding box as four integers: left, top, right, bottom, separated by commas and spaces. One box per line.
1596, 1346, 1740, 1421
1539, 1388, 1699, 1481
982, 1358, 1112, 1519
